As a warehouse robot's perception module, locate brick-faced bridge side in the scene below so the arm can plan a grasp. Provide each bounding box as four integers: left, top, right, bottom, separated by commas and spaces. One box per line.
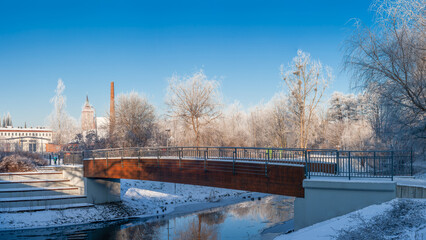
83, 158, 305, 198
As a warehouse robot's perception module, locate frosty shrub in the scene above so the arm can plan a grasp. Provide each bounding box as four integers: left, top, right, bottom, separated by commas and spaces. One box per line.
335, 199, 426, 240
0, 153, 47, 172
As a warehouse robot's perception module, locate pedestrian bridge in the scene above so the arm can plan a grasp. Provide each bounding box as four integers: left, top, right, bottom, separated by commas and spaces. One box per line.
64, 146, 413, 230
64, 147, 412, 198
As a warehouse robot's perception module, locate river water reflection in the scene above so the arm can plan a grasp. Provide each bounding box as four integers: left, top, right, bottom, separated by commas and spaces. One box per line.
0, 195, 294, 240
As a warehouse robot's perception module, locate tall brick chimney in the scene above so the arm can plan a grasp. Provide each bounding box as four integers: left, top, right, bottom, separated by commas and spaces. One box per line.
110, 82, 115, 135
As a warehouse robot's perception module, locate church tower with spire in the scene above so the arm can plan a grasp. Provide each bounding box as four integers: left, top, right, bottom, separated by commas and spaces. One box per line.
81, 95, 96, 132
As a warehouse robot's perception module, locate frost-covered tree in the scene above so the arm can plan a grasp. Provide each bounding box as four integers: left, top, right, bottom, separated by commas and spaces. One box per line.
114, 92, 156, 147
344, 0, 425, 150
49, 79, 78, 144
340, 120, 374, 150
247, 104, 270, 148
270, 95, 294, 148
218, 102, 250, 147
323, 92, 373, 149
328, 92, 363, 122
166, 70, 222, 146
164, 101, 245, 147
281, 50, 331, 149
243, 96, 297, 148
6, 113, 12, 127
1, 113, 12, 127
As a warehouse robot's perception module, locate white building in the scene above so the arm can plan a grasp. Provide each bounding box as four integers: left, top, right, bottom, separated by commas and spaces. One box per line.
0, 127, 53, 153
96, 117, 108, 139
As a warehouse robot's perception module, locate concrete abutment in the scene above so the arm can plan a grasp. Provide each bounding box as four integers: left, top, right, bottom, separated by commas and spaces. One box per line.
84, 178, 121, 204
55, 165, 121, 204
294, 179, 396, 230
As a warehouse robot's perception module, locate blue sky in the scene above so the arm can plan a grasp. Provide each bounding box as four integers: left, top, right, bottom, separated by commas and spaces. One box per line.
0, 0, 374, 127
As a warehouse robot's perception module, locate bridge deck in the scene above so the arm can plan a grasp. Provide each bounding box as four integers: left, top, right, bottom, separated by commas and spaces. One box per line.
83, 157, 306, 197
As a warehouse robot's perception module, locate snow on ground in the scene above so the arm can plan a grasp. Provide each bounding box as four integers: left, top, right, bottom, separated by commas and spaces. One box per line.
0, 180, 253, 231
120, 179, 251, 216
416, 172, 426, 180
275, 198, 426, 240
395, 176, 426, 188
308, 175, 426, 188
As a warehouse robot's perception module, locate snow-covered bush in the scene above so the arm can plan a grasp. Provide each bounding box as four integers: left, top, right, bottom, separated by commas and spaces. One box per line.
0, 153, 47, 172
335, 199, 426, 240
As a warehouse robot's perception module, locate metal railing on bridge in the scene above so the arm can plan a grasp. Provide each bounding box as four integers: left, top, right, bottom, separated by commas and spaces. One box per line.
63, 147, 413, 180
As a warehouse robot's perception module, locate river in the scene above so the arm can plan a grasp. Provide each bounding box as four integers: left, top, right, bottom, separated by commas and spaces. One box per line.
0, 195, 294, 240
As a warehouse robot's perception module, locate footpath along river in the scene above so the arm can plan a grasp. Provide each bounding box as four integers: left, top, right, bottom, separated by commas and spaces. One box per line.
0, 195, 294, 240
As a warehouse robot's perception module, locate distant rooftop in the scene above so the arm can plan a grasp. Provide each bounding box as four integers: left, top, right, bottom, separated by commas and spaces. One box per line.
0, 126, 52, 131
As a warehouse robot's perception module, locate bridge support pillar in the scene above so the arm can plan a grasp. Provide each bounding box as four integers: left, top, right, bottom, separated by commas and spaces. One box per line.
85, 178, 121, 204
294, 179, 396, 230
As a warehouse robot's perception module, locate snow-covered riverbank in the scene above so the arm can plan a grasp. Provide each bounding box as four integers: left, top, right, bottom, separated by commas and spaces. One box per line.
0, 179, 265, 231
275, 198, 426, 240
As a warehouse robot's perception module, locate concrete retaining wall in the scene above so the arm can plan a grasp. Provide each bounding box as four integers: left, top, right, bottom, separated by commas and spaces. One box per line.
397, 185, 426, 198
55, 165, 85, 195
295, 179, 396, 230
54, 165, 121, 204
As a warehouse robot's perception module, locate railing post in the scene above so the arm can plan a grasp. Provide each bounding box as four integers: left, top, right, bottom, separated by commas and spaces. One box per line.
304, 150, 309, 179
348, 151, 351, 180
204, 150, 207, 172
373, 151, 376, 176
265, 149, 270, 177
233, 148, 236, 175
391, 151, 394, 181
106, 150, 109, 167
410, 149, 413, 176
197, 147, 200, 159
336, 151, 339, 175
157, 148, 160, 167
138, 148, 141, 168
121, 148, 124, 168
179, 148, 182, 169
